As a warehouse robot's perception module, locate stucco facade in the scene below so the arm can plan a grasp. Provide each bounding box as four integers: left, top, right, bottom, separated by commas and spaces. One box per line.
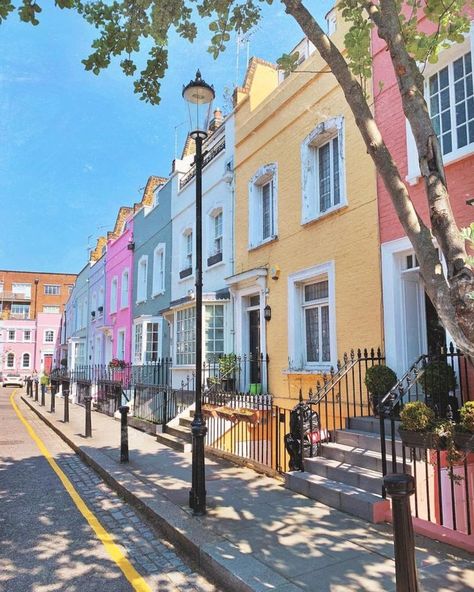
105, 215, 134, 364
66, 263, 90, 370
165, 113, 235, 387
231, 19, 383, 403
87, 252, 107, 365
132, 177, 172, 365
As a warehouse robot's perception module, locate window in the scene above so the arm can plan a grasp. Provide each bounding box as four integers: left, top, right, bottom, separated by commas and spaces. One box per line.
134, 324, 143, 363
205, 305, 224, 360
180, 231, 193, 278
75, 342, 85, 366
98, 287, 104, 314
121, 269, 129, 308
248, 164, 278, 248
23, 330, 31, 341
301, 116, 346, 223
212, 211, 223, 256
22, 353, 30, 368
145, 322, 159, 362
110, 277, 118, 313
303, 281, 331, 364
91, 292, 97, 315
12, 283, 31, 298
288, 262, 336, 370
117, 329, 126, 360
429, 51, 473, 156
82, 300, 87, 328
44, 284, 60, 295
68, 285, 73, 295
176, 307, 196, 365
11, 304, 30, 319
152, 245, 166, 295
43, 305, 60, 314
137, 256, 148, 303
6, 353, 14, 368
8, 330, 15, 341
0, 281, 3, 292
44, 330, 54, 343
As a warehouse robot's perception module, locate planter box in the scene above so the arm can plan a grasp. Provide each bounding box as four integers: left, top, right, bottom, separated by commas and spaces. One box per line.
202, 404, 218, 419
215, 407, 237, 422
234, 409, 261, 425
454, 432, 474, 452
179, 267, 192, 279
207, 252, 223, 267
398, 428, 436, 450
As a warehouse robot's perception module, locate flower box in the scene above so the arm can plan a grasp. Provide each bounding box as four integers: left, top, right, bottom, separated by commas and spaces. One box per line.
234, 408, 261, 425
398, 428, 436, 450
202, 404, 218, 419
215, 406, 237, 422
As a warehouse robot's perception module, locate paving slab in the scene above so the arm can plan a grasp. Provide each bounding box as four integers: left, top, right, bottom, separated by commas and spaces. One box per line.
21, 392, 474, 592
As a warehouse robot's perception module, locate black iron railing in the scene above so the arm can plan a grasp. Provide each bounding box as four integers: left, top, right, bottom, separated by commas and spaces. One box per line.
379, 344, 473, 536
203, 353, 270, 395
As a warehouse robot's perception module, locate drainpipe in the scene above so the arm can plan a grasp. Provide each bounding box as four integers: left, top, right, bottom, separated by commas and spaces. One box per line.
33, 278, 39, 372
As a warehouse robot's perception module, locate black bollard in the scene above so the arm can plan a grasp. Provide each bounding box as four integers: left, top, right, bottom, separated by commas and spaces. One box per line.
383, 473, 420, 592
50, 384, 56, 413
34, 381, 39, 402
40, 384, 46, 406
84, 393, 92, 438
27, 379, 32, 397
63, 384, 70, 423
119, 406, 129, 463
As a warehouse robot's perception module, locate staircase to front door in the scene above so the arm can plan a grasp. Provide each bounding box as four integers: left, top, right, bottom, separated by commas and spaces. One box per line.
285, 416, 408, 523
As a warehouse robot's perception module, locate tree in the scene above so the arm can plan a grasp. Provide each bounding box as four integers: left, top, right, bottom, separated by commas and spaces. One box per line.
2, 0, 473, 358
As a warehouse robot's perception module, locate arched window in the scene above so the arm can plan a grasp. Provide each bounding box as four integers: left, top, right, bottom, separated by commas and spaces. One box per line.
22, 353, 30, 368
6, 353, 14, 368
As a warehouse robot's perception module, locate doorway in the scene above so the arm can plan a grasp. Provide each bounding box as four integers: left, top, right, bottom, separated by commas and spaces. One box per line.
43, 354, 53, 374
247, 295, 261, 385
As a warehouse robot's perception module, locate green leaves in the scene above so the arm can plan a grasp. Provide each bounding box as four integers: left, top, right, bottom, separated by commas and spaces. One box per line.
0, 0, 15, 22
18, 0, 41, 25
276, 51, 299, 74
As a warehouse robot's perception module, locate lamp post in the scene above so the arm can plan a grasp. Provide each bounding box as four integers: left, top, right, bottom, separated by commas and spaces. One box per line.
182, 70, 215, 516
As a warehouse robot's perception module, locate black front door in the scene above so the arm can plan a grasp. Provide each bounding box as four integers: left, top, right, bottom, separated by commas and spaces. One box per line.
249, 309, 260, 384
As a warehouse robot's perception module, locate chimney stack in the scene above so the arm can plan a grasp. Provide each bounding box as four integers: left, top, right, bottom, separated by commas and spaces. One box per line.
208, 108, 223, 132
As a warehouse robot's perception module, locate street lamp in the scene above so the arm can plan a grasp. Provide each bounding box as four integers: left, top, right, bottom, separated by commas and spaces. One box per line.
182, 70, 215, 516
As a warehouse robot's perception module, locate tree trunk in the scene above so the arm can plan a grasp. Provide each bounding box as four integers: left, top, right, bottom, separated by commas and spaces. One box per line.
281, 0, 474, 359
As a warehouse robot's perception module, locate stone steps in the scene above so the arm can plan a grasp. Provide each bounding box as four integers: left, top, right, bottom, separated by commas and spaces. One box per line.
156, 431, 192, 453
335, 428, 404, 457
303, 456, 383, 495
165, 424, 192, 442
285, 471, 389, 523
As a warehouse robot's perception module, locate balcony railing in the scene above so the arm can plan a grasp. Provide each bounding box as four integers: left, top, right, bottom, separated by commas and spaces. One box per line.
0, 291, 31, 302
1, 311, 31, 320
179, 137, 226, 190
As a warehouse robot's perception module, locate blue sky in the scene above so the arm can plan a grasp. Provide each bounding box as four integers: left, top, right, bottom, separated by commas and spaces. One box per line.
0, 1, 332, 274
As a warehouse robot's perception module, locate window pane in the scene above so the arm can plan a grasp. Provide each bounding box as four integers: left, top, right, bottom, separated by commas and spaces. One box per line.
262, 182, 272, 239
321, 305, 331, 362
318, 143, 331, 212
332, 137, 340, 205
305, 308, 319, 362
304, 280, 328, 302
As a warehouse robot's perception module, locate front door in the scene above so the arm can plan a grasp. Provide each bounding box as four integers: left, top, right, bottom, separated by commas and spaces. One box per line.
43, 354, 53, 374
248, 304, 261, 384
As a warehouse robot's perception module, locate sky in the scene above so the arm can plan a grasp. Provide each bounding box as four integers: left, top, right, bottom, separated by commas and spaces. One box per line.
0, 1, 332, 274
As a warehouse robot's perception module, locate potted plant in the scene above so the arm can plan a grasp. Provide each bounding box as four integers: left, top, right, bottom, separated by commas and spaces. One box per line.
60, 358, 68, 367
218, 354, 238, 392
109, 358, 126, 369
421, 361, 457, 418
455, 401, 474, 451
364, 365, 397, 416
398, 401, 435, 448
234, 407, 261, 425
215, 406, 237, 422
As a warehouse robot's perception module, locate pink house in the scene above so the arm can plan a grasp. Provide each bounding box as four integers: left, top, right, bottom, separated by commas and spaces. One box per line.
0, 319, 35, 376
372, 14, 474, 378
35, 312, 61, 374
105, 209, 134, 364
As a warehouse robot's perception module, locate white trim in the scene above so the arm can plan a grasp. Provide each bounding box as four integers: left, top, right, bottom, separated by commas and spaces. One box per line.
110, 276, 118, 313
43, 329, 55, 344
248, 163, 278, 249
152, 243, 166, 297
136, 255, 148, 304
116, 328, 126, 360
120, 268, 129, 309
301, 116, 346, 224
406, 24, 474, 184
21, 352, 31, 369
287, 261, 337, 371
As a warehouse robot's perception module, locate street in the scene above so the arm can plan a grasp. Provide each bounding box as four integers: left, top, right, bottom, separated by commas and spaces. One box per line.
0, 388, 217, 592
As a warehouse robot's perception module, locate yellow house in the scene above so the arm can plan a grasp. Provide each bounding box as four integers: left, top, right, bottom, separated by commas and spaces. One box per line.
227, 13, 383, 407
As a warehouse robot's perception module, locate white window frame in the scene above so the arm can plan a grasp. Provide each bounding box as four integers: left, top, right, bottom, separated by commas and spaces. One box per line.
22, 352, 31, 369
7, 329, 15, 342
181, 229, 193, 273
137, 255, 148, 304
12, 283, 31, 298
204, 304, 225, 360
116, 329, 126, 360
91, 292, 97, 316
11, 303, 30, 318
134, 323, 143, 363
248, 163, 278, 249
43, 305, 60, 314
6, 353, 15, 369
44, 284, 60, 295
288, 261, 337, 371
121, 268, 129, 309
175, 307, 196, 366
152, 244, 166, 296
406, 24, 474, 184
23, 329, 31, 342
110, 276, 118, 313
98, 286, 104, 316
301, 116, 346, 224
44, 330, 55, 344
209, 209, 223, 259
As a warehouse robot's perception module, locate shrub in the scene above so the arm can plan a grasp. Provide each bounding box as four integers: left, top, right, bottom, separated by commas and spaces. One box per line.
459, 401, 474, 433
399, 401, 435, 432
364, 365, 397, 397
422, 361, 457, 397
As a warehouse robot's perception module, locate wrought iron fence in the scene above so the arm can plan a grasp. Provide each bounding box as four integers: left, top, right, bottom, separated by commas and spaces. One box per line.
379, 344, 473, 536
202, 353, 270, 395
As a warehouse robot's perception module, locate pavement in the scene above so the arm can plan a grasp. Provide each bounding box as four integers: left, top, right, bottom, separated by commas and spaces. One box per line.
19, 390, 474, 592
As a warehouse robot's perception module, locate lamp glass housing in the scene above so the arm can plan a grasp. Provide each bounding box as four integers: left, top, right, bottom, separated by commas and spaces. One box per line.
182, 70, 215, 139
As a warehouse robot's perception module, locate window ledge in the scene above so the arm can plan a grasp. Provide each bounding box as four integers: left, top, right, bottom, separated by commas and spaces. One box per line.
179, 267, 193, 280
283, 366, 333, 375
207, 252, 223, 267
152, 290, 165, 298
248, 235, 278, 252
301, 203, 348, 226
135, 299, 147, 305
406, 144, 474, 186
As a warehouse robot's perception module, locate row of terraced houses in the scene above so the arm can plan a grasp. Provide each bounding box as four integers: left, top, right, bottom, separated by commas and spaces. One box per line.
6, 7, 473, 549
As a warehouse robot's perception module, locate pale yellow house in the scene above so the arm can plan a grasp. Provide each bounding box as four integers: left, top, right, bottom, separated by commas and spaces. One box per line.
227, 13, 383, 405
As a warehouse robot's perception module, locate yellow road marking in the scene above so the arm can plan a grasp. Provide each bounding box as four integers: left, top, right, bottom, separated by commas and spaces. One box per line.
10, 390, 152, 592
